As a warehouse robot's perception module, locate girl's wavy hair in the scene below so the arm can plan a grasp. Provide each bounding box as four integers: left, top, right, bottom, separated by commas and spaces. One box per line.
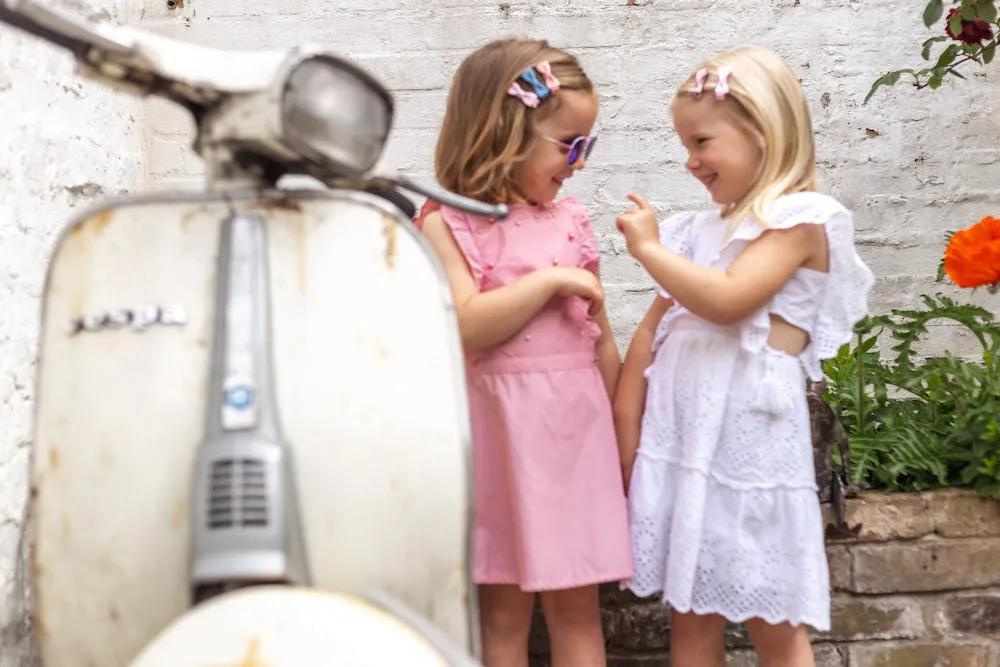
435, 38, 593, 204
672, 45, 817, 233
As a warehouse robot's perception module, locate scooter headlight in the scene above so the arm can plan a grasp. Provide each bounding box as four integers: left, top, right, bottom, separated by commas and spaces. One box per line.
279, 54, 394, 176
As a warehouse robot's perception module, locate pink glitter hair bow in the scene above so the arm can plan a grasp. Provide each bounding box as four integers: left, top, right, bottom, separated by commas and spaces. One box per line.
507, 61, 561, 108
689, 66, 733, 101
507, 82, 540, 108
534, 61, 561, 94
714, 65, 732, 100
690, 68, 709, 97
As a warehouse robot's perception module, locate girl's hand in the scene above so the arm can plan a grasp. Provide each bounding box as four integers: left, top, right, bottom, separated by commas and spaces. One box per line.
616, 193, 661, 260
547, 267, 605, 315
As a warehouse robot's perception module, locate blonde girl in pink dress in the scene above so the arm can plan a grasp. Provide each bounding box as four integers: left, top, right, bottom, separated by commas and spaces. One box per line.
419, 38, 633, 667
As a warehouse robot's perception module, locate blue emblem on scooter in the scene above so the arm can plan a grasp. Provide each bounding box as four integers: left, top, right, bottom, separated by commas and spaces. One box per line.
225, 385, 255, 410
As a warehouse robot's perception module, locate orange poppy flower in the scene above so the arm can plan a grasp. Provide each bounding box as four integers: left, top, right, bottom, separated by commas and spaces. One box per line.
943, 216, 1000, 290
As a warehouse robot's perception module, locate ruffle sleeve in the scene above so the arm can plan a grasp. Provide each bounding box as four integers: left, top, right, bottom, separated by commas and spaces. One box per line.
726, 192, 875, 381
558, 197, 603, 340
560, 196, 601, 273
439, 205, 488, 289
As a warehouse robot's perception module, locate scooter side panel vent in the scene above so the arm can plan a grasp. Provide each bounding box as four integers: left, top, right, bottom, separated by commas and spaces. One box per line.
207, 458, 269, 529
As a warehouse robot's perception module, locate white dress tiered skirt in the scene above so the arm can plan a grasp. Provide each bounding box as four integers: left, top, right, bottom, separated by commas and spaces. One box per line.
626, 317, 831, 631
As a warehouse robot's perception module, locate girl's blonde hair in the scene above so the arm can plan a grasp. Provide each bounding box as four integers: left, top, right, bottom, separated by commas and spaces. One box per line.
672, 45, 817, 231
435, 38, 594, 204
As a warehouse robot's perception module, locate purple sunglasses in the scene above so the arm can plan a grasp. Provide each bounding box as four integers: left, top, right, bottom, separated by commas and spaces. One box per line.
542, 134, 597, 165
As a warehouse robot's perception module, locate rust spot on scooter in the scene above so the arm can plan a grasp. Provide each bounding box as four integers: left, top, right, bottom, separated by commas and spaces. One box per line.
170, 499, 187, 527
292, 216, 308, 292
72, 209, 115, 238
257, 197, 303, 213
180, 208, 198, 233
64, 209, 112, 314
48, 448, 60, 471
166, 0, 183, 9
32, 612, 47, 639
382, 215, 397, 269
238, 637, 264, 666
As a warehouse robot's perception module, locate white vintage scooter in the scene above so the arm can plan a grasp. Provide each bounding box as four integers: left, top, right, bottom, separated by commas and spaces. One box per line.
0, 1, 505, 665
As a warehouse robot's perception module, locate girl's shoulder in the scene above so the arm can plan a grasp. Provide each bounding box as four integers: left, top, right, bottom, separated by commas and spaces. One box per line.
766, 191, 850, 229
440, 196, 587, 226
724, 191, 853, 247
504, 195, 595, 233
536, 195, 589, 220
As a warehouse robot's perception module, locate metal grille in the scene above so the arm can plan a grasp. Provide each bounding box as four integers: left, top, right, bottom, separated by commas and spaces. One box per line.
207, 458, 269, 529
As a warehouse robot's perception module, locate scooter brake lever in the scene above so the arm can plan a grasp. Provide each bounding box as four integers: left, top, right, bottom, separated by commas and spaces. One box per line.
361, 182, 417, 219
380, 174, 509, 221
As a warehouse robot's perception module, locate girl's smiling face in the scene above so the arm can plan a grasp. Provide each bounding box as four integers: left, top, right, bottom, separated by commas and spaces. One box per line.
515, 90, 598, 205
673, 94, 764, 206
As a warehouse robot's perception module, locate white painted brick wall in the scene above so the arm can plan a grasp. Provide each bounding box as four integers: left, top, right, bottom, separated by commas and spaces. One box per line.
2, 0, 999, 663
140, 0, 1000, 339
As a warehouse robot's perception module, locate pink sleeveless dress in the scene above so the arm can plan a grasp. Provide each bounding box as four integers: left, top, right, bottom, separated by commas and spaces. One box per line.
440, 197, 633, 591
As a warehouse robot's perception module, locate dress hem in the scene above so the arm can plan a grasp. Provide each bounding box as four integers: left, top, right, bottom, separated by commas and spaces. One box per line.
475, 569, 634, 593
624, 583, 831, 632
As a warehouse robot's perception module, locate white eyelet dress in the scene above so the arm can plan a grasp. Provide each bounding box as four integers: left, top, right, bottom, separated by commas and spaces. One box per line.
625, 192, 875, 631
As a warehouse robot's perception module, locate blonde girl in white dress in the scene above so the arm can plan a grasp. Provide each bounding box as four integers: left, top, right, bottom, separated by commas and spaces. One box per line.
614, 45, 875, 667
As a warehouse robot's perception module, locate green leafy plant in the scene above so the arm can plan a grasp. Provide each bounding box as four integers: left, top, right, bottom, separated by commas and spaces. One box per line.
822, 220, 1000, 499
866, 0, 998, 102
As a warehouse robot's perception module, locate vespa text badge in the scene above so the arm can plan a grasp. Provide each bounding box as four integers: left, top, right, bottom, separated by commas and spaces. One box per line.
68, 305, 188, 335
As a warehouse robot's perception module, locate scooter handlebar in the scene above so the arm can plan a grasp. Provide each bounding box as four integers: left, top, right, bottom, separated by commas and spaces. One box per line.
0, 0, 137, 60
389, 175, 509, 221
0, 0, 87, 55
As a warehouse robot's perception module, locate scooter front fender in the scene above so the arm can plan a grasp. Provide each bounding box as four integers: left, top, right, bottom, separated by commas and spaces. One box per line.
128, 586, 480, 667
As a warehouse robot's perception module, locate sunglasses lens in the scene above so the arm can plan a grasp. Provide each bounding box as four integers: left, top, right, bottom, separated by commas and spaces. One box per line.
567, 138, 582, 165
565, 136, 596, 165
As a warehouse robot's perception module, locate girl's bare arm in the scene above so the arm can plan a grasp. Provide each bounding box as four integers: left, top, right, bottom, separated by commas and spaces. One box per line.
423, 212, 604, 351
632, 224, 821, 325
593, 299, 620, 397
613, 295, 673, 490
617, 194, 824, 326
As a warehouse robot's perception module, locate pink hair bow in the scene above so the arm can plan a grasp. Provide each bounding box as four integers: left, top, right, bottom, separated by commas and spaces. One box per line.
690, 68, 708, 98
715, 65, 732, 100
507, 82, 540, 108
535, 61, 561, 94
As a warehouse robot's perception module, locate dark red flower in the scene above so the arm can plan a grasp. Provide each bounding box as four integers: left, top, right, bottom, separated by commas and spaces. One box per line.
945, 7, 994, 44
